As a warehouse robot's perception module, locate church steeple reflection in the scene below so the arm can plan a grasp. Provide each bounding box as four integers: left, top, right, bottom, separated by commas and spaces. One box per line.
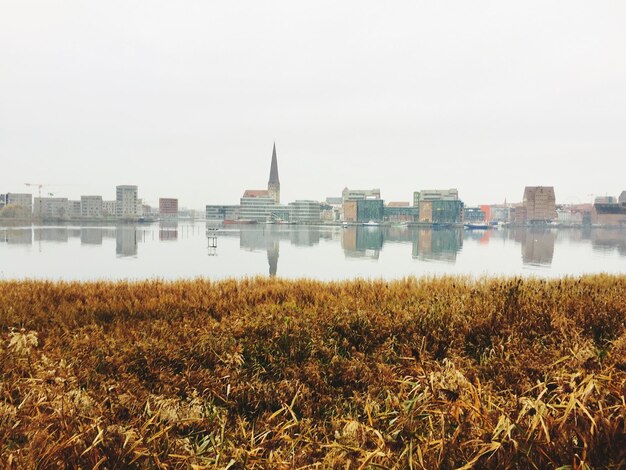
267, 240, 279, 276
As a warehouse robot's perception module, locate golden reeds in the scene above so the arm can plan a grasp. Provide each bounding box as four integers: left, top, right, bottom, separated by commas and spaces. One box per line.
0, 276, 625, 468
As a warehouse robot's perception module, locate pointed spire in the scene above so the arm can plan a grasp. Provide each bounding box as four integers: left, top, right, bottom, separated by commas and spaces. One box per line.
269, 142, 279, 184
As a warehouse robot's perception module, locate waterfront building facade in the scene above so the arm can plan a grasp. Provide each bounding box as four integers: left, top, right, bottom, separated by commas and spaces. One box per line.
67, 200, 82, 218
34, 197, 69, 219
81, 196, 103, 218
102, 201, 117, 218
159, 198, 179, 218
413, 189, 459, 206
6, 193, 33, 215
342, 187, 381, 202
522, 186, 557, 223
116, 185, 140, 219
239, 195, 277, 222
288, 200, 321, 223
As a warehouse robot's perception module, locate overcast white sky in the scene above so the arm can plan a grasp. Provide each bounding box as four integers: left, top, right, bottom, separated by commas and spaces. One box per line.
1, 1, 625, 208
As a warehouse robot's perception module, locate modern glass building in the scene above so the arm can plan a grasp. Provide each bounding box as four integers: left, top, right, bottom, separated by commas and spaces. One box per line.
356, 199, 384, 222
239, 196, 277, 222
288, 200, 321, 223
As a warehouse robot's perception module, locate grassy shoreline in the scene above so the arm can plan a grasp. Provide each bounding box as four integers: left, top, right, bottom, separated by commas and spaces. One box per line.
1, 276, 625, 468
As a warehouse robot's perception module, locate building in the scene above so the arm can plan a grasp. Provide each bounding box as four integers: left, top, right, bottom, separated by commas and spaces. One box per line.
239, 193, 277, 222
34, 197, 69, 219
464, 207, 486, 223
592, 195, 626, 226
383, 202, 419, 223
413, 189, 458, 206
6, 193, 33, 215
418, 200, 464, 224
342, 188, 381, 202
206, 205, 240, 222
490, 205, 511, 223
0, 194, 6, 210
81, 196, 103, 218
268, 143, 280, 204
357, 199, 384, 222
288, 200, 321, 223
102, 200, 117, 218
619, 191, 626, 204
159, 198, 178, 218
116, 185, 140, 219
67, 200, 82, 218
522, 186, 557, 224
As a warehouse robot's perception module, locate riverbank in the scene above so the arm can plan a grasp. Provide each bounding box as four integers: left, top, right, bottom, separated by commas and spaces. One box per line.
1, 277, 625, 468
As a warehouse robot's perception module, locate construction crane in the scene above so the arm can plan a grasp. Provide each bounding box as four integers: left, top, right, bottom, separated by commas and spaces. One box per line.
24, 182, 77, 218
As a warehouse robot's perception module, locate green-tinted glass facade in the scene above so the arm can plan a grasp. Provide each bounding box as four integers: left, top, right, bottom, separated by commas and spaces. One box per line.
431, 200, 463, 224
356, 200, 384, 222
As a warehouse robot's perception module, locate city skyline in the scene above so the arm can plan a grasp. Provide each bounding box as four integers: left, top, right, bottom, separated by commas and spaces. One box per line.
2, 1, 626, 208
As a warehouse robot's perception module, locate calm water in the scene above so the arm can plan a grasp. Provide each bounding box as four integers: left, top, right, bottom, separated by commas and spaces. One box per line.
1, 222, 625, 280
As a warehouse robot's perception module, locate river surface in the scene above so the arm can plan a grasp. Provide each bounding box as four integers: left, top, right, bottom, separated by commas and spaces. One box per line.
1, 222, 625, 280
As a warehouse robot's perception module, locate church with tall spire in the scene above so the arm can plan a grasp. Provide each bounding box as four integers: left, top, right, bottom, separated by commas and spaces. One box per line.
267, 142, 280, 204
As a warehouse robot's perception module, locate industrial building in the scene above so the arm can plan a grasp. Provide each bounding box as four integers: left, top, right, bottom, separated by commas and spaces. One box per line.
413, 189, 458, 206
592, 191, 626, 226
521, 186, 557, 224
383, 204, 419, 223
342, 187, 381, 202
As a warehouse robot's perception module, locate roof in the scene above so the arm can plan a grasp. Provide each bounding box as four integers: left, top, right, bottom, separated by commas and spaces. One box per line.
243, 189, 270, 198
268, 142, 279, 184
387, 201, 410, 207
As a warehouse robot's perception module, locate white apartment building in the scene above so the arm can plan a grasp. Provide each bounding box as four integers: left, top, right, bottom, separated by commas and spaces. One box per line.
81, 196, 103, 218
239, 196, 277, 221
6, 193, 33, 214
288, 200, 321, 223
34, 197, 69, 219
67, 200, 81, 218
103, 200, 117, 218
116, 185, 140, 218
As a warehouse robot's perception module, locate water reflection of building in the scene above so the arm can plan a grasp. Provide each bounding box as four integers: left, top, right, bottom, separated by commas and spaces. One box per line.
510, 228, 555, 266
411, 228, 463, 262
290, 227, 320, 246
1, 228, 33, 244
342, 227, 384, 259
34, 227, 70, 243
240, 227, 292, 276
589, 229, 626, 256
81, 228, 103, 245
116, 226, 138, 257
159, 221, 178, 241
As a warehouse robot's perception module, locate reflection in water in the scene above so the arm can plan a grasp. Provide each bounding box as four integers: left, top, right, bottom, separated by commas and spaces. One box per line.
159, 221, 178, 241
412, 228, 463, 263
342, 227, 384, 259
589, 229, 626, 256
508, 228, 555, 266
116, 226, 138, 257
35, 227, 70, 243
1, 228, 33, 244
2, 223, 626, 279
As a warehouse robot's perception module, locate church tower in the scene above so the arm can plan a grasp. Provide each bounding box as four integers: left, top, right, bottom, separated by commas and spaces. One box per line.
268, 142, 280, 204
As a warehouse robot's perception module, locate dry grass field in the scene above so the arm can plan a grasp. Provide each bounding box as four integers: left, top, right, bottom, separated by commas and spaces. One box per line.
0, 276, 625, 468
